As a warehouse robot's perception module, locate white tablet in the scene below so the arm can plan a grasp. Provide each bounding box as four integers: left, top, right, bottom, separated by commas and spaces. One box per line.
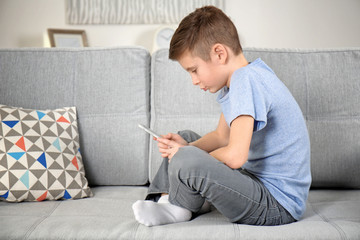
138, 124, 161, 139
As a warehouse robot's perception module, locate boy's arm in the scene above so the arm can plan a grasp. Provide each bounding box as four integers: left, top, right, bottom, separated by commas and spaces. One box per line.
210, 115, 254, 169
156, 114, 229, 160
189, 113, 230, 152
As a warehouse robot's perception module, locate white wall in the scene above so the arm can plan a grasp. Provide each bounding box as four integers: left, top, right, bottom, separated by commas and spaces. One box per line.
228, 0, 360, 49
0, 0, 359, 51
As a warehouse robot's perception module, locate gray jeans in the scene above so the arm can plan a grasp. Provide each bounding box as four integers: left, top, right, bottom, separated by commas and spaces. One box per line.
147, 130, 295, 226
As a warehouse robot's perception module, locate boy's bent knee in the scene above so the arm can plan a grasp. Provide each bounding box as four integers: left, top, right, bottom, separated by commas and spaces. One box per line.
169, 146, 214, 177
171, 146, 206, 166
178, 130, 201, 143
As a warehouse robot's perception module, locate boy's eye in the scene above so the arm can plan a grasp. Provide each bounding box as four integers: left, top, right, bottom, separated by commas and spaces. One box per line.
192, 69, 197, 73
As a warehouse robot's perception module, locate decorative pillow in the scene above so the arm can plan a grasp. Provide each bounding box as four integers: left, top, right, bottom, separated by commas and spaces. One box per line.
0, 104, 92, 202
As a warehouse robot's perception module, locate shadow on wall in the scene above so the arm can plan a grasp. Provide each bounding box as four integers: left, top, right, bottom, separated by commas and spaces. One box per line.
18, 34, 44, 48
136, 28, 157, 53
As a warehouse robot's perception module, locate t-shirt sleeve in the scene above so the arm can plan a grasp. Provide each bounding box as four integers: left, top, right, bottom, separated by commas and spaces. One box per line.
227, 73, 271, 131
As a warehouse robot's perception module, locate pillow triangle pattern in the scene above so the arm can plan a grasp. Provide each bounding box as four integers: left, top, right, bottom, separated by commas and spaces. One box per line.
0, 104, 92, 202
3, 121, 19, 128
36, 111, 46, 120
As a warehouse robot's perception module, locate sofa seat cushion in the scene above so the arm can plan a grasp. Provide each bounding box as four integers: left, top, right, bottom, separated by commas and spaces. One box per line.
0, 186, 148, 239
0, 187, 359, 239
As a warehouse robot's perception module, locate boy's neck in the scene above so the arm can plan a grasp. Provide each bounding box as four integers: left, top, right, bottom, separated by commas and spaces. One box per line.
226, 52, 249, 88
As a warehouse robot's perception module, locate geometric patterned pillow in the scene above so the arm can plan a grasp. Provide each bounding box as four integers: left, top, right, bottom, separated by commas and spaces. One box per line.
0, 104, 92, 202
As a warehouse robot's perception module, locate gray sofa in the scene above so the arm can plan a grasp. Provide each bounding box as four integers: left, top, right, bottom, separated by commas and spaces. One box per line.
0, 47, 359, 239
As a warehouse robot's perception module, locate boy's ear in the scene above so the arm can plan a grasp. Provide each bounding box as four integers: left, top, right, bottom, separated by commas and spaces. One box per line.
211, 44, 228, 64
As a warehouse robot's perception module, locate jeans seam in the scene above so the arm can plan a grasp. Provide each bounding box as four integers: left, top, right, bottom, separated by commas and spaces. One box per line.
168, 179, 181, 205
248, 213, 281, 220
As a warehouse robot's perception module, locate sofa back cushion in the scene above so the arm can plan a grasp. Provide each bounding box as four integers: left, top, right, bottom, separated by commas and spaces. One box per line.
0, 47, 150, 186
150, 48, 360, 188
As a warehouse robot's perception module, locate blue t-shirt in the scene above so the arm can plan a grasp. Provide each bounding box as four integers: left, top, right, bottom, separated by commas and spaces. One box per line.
216, 58, 311, 220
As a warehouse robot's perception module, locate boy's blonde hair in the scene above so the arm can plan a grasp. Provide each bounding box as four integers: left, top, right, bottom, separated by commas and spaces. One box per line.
169, 6, 242, 61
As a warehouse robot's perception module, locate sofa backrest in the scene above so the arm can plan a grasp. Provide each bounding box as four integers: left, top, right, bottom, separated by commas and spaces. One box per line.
0, 47, 151, 186
1, 47, 359, 189
150, 48, 360, 188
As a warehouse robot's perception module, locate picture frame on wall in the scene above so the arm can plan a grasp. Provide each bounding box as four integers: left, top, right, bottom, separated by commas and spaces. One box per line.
47, 29, 88, 47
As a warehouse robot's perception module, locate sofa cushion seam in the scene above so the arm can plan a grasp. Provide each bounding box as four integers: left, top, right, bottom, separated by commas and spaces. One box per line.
133, 222, 142, 240
309, 203, 348, 240
23, 201, 62, 239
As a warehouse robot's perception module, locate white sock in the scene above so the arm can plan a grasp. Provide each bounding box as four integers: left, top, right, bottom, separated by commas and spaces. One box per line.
132, 195, 192, 227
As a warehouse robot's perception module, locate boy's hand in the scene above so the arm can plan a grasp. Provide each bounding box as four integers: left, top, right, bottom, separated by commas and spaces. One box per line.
156, 133, 188, 161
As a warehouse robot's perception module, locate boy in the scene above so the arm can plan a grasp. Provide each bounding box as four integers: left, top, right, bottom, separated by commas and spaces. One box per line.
132, 6, 311, 226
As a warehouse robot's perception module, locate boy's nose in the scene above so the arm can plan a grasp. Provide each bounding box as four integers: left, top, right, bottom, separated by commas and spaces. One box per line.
192, 77, 200, 85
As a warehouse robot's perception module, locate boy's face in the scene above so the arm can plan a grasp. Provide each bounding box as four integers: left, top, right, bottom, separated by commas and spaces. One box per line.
178, 50, 229, 93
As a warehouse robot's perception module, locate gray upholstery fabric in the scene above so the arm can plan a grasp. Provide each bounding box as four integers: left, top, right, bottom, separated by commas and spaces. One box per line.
0, 187, 358, 239
0, 186, 148, 239
0, 48, 150, 186
0, 47, 359, 239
